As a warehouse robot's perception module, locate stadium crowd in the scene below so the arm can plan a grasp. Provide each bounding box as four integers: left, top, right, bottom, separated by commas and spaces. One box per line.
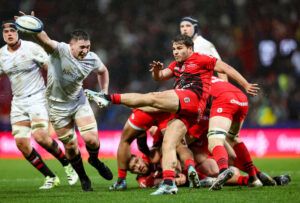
0, 0, 299, 130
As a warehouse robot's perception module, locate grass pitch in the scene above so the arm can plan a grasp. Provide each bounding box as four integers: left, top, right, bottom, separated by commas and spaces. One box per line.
0, 158, 299, 203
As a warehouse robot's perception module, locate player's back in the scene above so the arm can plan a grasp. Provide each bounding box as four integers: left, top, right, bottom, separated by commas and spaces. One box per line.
210, 76, 244, 98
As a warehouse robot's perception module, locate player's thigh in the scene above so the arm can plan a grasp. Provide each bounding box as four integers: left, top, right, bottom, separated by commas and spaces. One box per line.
148, 90, 179, 112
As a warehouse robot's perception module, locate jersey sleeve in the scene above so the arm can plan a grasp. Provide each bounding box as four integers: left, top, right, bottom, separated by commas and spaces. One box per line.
199, 54, 217, 71
91, 52, 105, 71
167, 61, 177, 73
31, 43, 49, 67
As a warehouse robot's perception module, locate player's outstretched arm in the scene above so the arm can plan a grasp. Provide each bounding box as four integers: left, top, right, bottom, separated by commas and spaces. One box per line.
214, 60, 260, 96
16, 11, 57, 53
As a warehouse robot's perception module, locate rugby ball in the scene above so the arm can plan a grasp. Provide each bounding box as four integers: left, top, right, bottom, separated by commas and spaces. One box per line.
15, 15, 44, 33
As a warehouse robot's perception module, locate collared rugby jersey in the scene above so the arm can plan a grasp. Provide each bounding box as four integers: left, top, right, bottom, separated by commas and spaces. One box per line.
47, 42, 104, 102
167, 53, 217, 99
0, 40, 48, 98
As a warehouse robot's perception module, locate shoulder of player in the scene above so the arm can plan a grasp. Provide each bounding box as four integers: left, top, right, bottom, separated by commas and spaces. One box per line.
195, 35, 215, 47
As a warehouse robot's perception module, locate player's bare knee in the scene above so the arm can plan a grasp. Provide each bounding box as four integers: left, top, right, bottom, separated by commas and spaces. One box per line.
15, 141, 31, 155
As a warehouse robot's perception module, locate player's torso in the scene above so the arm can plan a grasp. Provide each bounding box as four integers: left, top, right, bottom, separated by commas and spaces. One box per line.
47, 42, 99, 101
172, 53, 214, 97
0, 41, 45, 97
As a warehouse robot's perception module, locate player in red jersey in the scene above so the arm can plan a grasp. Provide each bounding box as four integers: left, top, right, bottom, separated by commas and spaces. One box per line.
108, 109, 175, 190
85, 34, 259, 195
207, 76, 276, 189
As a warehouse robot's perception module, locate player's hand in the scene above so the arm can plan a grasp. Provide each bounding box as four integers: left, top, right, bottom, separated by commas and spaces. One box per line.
149, 61, 163, 72
14, 11, 35, 20
175, 173, 187, 186
245, 83, 260, 96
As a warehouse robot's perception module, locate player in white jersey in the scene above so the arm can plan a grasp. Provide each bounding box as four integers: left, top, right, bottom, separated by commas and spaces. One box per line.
16, 12, 113, 191
180, 16, 228, 81
0, 20, 78, 189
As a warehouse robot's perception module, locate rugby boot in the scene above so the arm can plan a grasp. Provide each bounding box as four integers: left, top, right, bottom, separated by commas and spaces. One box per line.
109, 178, 127, 191
209, 167, 234, 190
64, 164, 79, 185
88, 158, 113, 180
150, 182, 178, 195
80, 176, 93, 192
273, 174, 291, 186
39, 176, 60, 189
187, 166, 201, 188
84, 89, 110, 108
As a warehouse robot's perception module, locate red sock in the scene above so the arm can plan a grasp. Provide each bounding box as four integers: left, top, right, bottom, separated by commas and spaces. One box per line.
111, 94, 121, 104
212, 145, 228, 172
184, 159, 195, 170
237, 175, 249, 186
118, 168, 127, 179
233, 142, 256, 177
162, 170, 175, 181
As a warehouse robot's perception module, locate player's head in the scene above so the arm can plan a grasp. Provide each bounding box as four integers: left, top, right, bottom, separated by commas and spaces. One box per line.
180, 16, 199, 38
172, 34, 194, 62
128, 155, 149, 175
2, 20, 19, 46
69, 30, 91, 60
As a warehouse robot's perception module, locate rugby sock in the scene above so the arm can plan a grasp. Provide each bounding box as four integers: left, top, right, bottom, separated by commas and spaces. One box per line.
162, 170, 175, 186
69, 152, 88, 180
86, 145, 99, 161
105, 94, 121, 104
25, 148, 55, 177
233, 142, 256, 177
118, 168, 127, 179
212, 145, 228, 173
45, 140, 69, 166
237, 175, 249, 186
184, 159, 195, 170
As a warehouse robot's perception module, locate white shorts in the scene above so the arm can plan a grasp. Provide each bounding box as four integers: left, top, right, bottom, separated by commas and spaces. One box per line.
48, 96, 95, 129
10, 90, 49, 124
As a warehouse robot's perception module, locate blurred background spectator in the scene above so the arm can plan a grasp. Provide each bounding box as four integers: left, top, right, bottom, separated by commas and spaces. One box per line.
1, 0, 299, 130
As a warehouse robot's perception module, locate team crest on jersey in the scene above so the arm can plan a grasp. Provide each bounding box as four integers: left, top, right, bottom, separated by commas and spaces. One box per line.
184, 97, 190, 103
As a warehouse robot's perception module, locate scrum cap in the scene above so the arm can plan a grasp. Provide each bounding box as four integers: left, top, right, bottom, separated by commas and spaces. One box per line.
1, 20, 17, 30
180, 16, 199, 36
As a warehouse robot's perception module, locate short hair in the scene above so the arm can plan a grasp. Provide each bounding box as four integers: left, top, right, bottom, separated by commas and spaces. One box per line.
1, 20, 17, 30
172, 34, 194, 48
70, 30, 90, 41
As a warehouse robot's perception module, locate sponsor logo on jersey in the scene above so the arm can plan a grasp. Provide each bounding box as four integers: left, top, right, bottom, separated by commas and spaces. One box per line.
230, 99, 248, 106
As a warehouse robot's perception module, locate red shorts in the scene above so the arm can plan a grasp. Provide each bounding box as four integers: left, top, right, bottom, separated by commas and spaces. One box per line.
210, 92, 248, 122
187, 118, 209, 139
174, 89, 202, 116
